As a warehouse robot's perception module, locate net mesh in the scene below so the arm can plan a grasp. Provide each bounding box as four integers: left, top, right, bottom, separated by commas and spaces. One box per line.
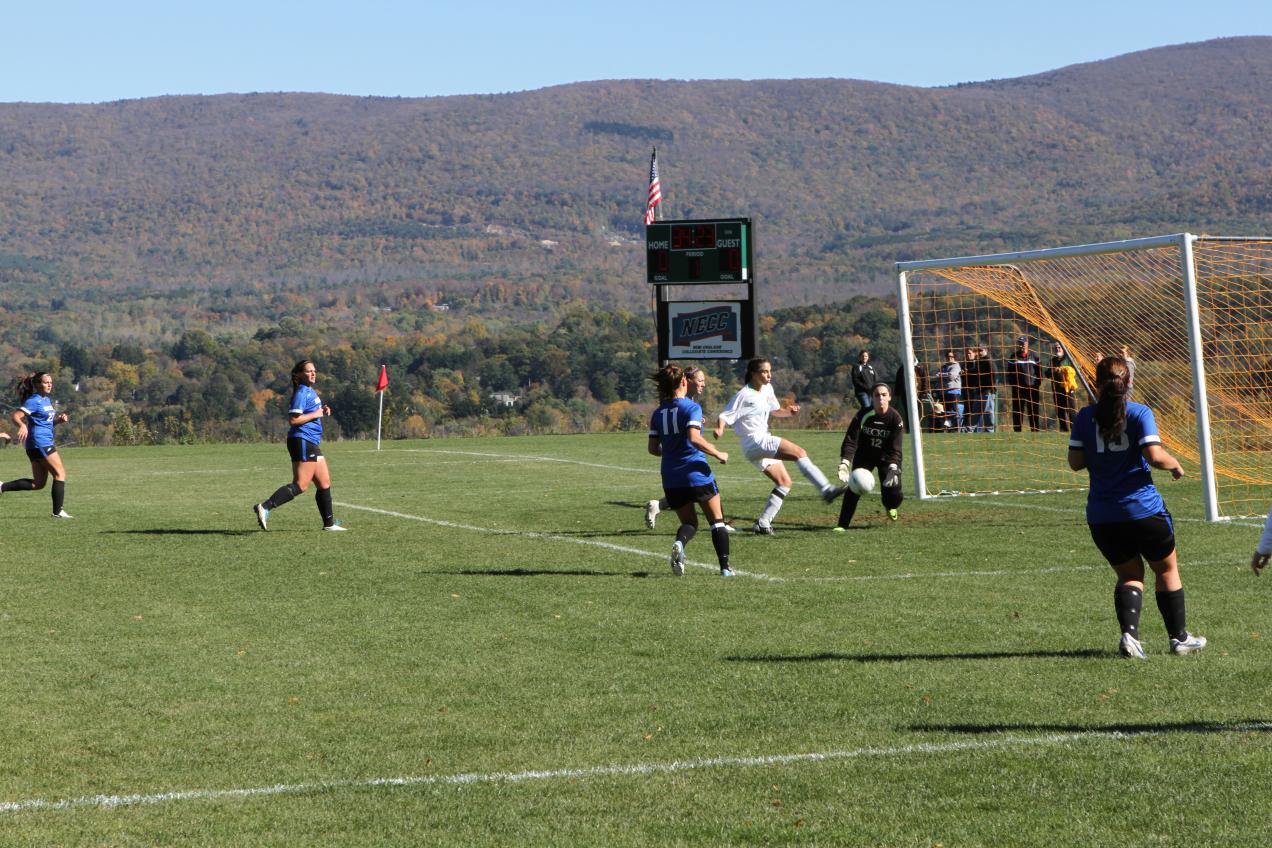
902, 236, 1272, 518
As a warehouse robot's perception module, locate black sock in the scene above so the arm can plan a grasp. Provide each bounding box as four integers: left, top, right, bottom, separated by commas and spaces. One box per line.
837, 491, 861, 528
1156, 587, 1188, 640
264, 482, 301, 510
51, 479, 65, 514
675, 523, 697, 549
316, 486, 334, 527
710, 523, 730, 570
1114, 584, 1143, 638
1, 478, 35, 492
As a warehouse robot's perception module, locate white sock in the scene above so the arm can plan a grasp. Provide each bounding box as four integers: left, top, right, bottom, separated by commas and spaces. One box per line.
758, 486, 789, 526
796, 456, 831, 491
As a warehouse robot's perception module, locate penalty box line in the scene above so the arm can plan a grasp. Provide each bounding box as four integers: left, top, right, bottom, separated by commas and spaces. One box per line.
335, 501, 783, 582
6, 724, 1269, 815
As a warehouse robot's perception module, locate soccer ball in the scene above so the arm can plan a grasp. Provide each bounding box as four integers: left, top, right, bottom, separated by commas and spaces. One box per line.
848, 467, 876, 496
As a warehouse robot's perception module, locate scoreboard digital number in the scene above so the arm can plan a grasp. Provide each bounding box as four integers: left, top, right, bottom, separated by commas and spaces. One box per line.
646, 218, 750, 284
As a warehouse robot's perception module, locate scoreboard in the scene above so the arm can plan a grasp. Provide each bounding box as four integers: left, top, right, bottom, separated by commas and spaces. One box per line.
646, 218, 750, 284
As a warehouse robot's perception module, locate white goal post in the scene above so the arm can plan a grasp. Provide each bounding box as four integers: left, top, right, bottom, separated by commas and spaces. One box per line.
894, 232, 1272, 522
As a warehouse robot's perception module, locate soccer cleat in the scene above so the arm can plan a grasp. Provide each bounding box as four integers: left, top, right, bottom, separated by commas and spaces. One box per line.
1170, 632, 1207, 655
723, 522, 737, 535
831, 526, 846, 533
720, 567, 734, 577
50, 510, 73, 519
888, 508, 899, 522
821, 485, 849, 503
323, 521, 348, 532
1119, 632, 1146, 659
645, 499, 660, 529
253, 503, 269, 531
670, 542, 685, 576
752, 522, 775, 536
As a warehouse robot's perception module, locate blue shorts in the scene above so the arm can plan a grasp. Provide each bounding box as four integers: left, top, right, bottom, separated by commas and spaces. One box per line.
287, 437, 323, 463
26, 444, 57, 462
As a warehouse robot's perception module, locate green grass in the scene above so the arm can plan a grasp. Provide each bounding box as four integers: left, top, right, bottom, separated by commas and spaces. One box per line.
0, 432, 1269, 846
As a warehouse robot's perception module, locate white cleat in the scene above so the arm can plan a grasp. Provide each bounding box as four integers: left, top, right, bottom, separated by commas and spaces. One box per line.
1169, 632, 1207, 655
322, 521, 348, 532
50, 510, 73, 519
670, 542, 685, 576
645, 499, 660, 529
1119, 632, 1146, 659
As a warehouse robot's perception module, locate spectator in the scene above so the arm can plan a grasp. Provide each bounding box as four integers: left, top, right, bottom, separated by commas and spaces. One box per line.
1007, 336, 1042, 431
975, 344, 998, 433
850, 350, 877, 410
1049, 342, 1077, 432
938, 349, 963, 431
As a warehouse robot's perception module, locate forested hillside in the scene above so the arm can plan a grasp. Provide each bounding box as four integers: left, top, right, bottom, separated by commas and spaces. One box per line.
1, 37, 1270, 442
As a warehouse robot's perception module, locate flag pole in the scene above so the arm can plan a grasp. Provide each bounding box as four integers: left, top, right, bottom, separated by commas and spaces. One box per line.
376, 389, 384, 451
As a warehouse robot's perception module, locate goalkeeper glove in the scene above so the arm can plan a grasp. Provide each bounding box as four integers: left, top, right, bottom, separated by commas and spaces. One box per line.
883, 464, 899, 487
837, 460, 851, 483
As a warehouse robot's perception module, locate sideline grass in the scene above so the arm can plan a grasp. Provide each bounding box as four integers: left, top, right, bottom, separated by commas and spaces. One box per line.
0, 431, 1269, 846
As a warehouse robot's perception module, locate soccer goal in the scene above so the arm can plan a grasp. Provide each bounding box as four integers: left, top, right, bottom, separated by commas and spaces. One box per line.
896, 233, 1272, 521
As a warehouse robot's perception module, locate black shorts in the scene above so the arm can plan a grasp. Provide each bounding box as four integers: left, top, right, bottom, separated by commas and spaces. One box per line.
26, 445, 57, 462
1089, 512, 1176, 565
663, 482, 719, 510
287, 437, 323, 463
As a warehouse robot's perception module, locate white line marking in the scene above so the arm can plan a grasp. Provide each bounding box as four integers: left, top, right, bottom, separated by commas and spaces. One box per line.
6, 724, 1267, 814
353, 447, 657, 475
335, 501, 781, 582
810, 565, 1100, 582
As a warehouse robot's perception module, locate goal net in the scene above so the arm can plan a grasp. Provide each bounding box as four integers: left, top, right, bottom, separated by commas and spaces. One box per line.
896, 233, 1272, 520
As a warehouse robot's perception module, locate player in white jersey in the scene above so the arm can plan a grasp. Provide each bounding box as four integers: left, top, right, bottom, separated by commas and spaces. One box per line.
713, 358, 845, 534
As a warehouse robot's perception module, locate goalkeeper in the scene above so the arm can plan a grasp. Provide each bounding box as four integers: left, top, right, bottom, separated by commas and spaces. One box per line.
834, 382, 905, 530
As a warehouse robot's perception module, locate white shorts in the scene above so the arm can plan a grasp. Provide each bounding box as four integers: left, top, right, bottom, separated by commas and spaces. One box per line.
741, 433, 783, 471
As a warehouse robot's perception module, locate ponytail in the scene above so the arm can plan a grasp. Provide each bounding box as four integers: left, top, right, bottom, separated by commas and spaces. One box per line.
1094, 356, 1130, 443
15, 372, 45, 401
649, 364, 685, 402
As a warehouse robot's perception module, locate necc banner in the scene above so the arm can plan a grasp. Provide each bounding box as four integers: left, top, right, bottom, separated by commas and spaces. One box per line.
665, 301, 745, 359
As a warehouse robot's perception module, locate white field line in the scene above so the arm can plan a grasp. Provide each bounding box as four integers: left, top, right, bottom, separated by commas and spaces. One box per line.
335, 501, 782, 582
354, 447, 657, 475
7, 724, 1269, 814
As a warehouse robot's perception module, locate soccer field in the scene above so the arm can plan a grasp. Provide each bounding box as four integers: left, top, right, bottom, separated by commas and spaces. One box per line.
1, 432, 1269, 846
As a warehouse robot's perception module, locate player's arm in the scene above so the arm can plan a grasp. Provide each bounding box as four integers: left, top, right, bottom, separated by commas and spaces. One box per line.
647, 434, 661, 457
689, 426, 727, 464
883, 417, 904, 468
839, 413, 861, 462
1067, 446, 1086, 471
1142, 443, 1183, 480
770, 403, 800, 419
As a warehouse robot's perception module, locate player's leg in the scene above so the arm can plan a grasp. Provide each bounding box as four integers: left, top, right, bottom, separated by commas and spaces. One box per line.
774, 437, 841, 501
1, 454, 39, 494
1109, 556, 1148, 658
754, 459, 790, 534
312, 456, 341, 530
699, 491, 731, 575
670, 498, 699, 576
42, 451, 68, 517
1142, 513, 1204, 654
881, 462, 903, 521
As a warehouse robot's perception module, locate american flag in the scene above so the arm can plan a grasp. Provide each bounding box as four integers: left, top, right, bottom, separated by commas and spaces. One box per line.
643, 148, 662, 225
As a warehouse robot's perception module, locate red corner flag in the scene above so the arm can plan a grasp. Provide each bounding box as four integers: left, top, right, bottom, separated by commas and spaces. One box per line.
375, 365, 389, 392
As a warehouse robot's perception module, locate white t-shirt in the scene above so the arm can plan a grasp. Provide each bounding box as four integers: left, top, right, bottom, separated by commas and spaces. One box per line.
718, 383, 781, 441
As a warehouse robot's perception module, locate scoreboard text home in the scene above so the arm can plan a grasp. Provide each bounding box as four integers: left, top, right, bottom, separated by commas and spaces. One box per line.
646, 218, 756, 361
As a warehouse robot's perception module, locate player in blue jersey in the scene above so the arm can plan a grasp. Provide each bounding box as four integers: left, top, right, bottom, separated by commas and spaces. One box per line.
1067, 356, 1204, 658
1, 372, 73, 518
648, 364, 732, 576
252, 360, 346, 531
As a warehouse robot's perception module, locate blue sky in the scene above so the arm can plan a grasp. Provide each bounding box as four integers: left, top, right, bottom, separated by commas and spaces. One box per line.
4, 0, 1271, 103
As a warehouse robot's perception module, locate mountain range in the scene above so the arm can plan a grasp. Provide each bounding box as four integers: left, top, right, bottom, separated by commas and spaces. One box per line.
3, 36, 1272, 320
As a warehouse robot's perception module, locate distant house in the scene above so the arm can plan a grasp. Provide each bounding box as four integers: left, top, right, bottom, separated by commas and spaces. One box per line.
490, 391, 522, 408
